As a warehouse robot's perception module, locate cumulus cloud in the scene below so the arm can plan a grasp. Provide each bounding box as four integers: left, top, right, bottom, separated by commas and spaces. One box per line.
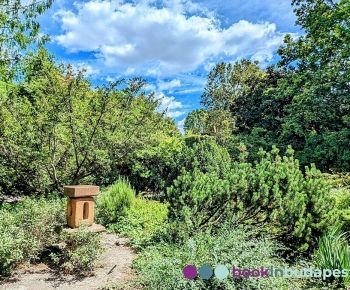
54, 0, 285, 76
70, 62, 100, 76
177, 117, 186, 133
158, 79, 182, 91
156, 92, 185, 118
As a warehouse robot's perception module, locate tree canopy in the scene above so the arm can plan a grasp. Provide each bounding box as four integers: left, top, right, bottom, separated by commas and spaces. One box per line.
186, 0, 350, 171
0, 0, 53, 80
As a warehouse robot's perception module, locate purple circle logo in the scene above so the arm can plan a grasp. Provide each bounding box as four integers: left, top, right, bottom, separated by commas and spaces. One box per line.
183, 265, 197, 279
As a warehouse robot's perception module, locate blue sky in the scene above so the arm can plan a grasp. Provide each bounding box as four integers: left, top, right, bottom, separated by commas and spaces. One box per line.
38, 0, 298, 129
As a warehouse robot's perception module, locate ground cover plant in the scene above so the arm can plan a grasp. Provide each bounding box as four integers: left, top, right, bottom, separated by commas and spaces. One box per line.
134, 223, 312, 290
0, 197, 102, 276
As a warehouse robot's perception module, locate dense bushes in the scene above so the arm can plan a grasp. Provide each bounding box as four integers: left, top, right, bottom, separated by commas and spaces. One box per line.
128, 136, 184, 194
112, 198, 168, 249
134, 223, 309, 290
167, 146, 332, 251
182, 137, 231, 176
0, 197, 102, 276
0, 197, 65, 275
127, 136, 231, 196
51, 228, 102, 275
325, 173, 350, 233
97, 178, 135, 224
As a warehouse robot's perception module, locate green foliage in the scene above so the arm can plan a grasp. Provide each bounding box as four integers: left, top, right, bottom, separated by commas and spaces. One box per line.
51, 228, 102, 275
97, 178, 135, 225
113, 198, 168, 250
0, 49, 178, 196
314, 226, 350, 284
167, 146, 332, 252
326, 174, 350, 233
182, 137, 231, 177
0, 197, 65, 275
128, 136, 184, 194
201, 60, 281, 134
0, 0, 53, 79
325, 173, 350, 189
274, 0, 350, 171
134, 223, 309, 290
184, 109, 234, 141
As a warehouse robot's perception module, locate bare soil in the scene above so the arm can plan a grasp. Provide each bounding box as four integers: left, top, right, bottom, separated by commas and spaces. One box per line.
0, 233, 137, 290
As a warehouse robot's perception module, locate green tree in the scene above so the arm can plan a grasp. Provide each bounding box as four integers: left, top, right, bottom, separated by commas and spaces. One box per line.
201, 60, 268, 133
275, 0, 350, 170
0, 0, 53, 79
0, 49, 178, 195
184, 109, 208, 135
184, 108, 234, 141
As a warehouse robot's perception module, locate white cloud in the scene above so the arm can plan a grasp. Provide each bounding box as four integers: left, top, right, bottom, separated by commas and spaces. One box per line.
176, 87, 202, 94
204, 61, 216, 72
70, 62, 100, 76
144, 83, 157, 91
105, 76, 117, 82
158, 79, 182, 91
54, 0, 286, 76
177, 117, 186, 133
156, 92, 185, 119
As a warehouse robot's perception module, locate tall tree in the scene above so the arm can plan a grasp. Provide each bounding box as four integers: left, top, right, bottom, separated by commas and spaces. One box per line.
0, 49, 179, 195
184, 108, 234, 140
0, 0, 53, 79
201, 60, 268, 133
276, 0, 350, 170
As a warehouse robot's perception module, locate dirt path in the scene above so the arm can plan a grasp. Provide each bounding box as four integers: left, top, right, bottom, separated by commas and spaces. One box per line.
0, 233, 137, 290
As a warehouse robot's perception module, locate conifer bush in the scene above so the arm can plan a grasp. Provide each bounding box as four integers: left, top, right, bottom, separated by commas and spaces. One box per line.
167, 146, 333, 251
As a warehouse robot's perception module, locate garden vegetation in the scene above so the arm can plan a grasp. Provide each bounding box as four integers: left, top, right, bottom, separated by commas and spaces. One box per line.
0, 0, 350, 290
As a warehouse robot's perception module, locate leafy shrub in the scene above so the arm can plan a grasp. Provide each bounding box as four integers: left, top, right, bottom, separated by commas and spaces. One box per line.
328, 188, 350, 233
97, 178, 135, 225
134, 223, 309, 290
129, 136, 184, 194
0, 197, 102, 277
325, 173, 350, 233
314, 226, 350, 285
167, 146, 332, 252
0, 197, 65, 275
111, 198, 168, 249
325, 173, 350, 189
51, 227, 102, 275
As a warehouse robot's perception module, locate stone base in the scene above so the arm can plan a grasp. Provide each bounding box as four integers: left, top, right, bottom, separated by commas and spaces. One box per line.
63, 223, 106, 234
